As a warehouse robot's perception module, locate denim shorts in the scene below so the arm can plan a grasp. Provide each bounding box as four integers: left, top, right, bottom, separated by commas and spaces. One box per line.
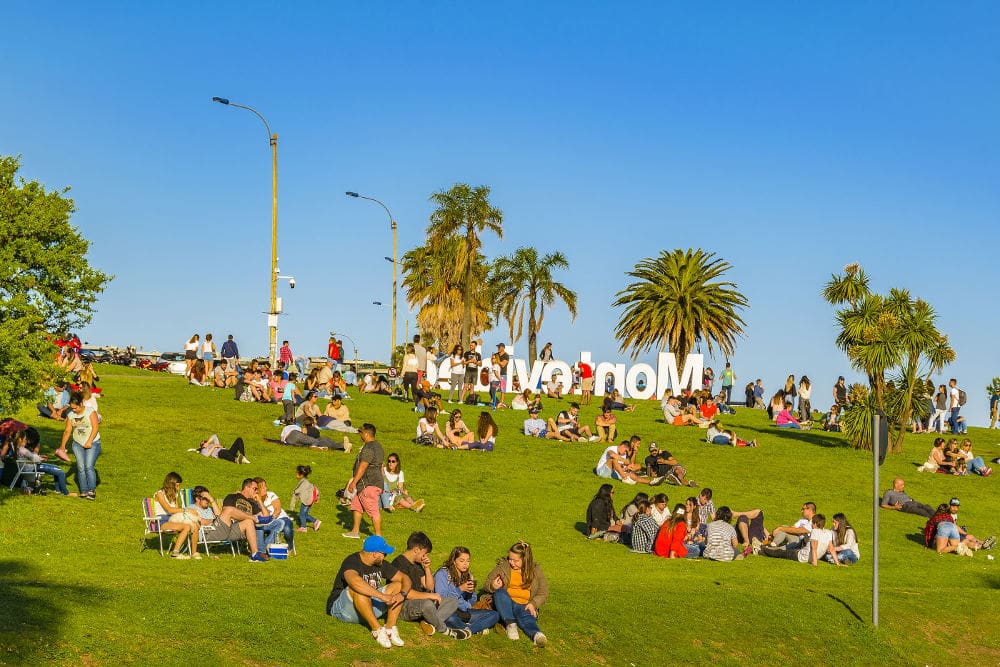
329, 586, 388, 624
936, 521, 961, 540
595, 466, 622, 480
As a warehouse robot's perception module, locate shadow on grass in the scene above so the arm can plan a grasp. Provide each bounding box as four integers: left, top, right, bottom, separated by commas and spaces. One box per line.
824, 592, 864, 623
0, 559, 96, 663
904, 532, 927, 546
977, 572, 1000, 589
762, 426, 855, 450
574, 521, 589, 537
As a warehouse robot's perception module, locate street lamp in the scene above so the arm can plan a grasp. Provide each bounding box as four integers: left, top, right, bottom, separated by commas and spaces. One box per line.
331, 331, 360, 375
213, 96, 280, 367
346, 191, 397, 365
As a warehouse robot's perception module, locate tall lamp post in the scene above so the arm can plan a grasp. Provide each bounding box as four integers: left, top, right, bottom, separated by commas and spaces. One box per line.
212, 96, 280, 367
345, 192, 397, 365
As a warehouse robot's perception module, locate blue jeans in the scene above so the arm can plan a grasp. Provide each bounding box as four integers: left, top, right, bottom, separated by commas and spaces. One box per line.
492, 588, 541, 638
446, 608, 500, 634
37, 462, 69, 495
298, 504, 317, 527
776, 423, 801, 429
257, 517, 295, 549
835, 550, 859, 564
948, 407, 960, 434
72, 440, 101, 494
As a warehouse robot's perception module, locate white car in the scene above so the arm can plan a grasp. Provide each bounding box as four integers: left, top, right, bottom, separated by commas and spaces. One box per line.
158, 352, 188, 375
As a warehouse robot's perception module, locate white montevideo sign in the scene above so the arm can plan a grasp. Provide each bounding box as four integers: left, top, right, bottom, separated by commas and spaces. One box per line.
426, 350, 703, 399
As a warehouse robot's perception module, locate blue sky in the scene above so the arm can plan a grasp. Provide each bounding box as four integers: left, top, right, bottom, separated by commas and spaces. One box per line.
5, 2, 1000, 424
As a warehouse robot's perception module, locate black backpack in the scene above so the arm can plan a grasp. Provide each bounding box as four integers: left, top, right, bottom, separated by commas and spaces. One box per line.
958, 389, 967, 406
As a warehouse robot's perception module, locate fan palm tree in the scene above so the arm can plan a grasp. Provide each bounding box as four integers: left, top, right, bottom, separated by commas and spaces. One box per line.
613, 249, 748, 367
491, 247, 577, 361
400, 237, 492, 350
426, 183, 503, 349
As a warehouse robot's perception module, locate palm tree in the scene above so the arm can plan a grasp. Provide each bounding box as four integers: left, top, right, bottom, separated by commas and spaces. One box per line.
427, 184, 503, 349
613, 249, 748, 367
491, 247, 577, 361
400, 237, 493, 350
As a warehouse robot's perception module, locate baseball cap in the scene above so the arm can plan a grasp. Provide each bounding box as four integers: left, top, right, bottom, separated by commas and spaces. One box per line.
949, 497, 960, 507
497, 343, 505, 348
649, 442, 659, 451
363, 535, 395, 555
838, 376, 845, 381
529, 407, 540, 414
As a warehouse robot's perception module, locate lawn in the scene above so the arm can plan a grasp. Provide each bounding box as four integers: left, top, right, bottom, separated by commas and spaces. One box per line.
1, 365, 998, 666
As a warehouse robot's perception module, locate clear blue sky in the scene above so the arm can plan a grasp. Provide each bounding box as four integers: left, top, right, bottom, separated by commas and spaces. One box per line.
5, 2, 999, 424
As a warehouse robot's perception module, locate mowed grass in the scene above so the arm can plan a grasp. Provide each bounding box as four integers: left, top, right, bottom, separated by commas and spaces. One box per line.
1, 365, 998, 666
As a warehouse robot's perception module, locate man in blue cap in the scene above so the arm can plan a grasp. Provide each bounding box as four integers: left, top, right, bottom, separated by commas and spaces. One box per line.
327, 534, 413, 648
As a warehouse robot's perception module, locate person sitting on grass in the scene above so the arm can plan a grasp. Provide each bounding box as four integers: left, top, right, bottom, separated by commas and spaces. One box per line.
191, 434, 250, 464
37, 380, 71, 421
643, 441, 696, 487
806, 514, 836, 567
415, 407, 447, 447
822, 404, 842, 432
603, 391, 635, 412
957, 438, 992, 476
595, 407, 618, 442
826, 513, 860, 565
653, 504, 691, 558
705, 420, 758, 447
446, 409, 477, 447
585, 483, 624, 541
433, 546, 502, 636
544, 375, 563, 399
916, 437, 952, 473
392, 532, 472, 641
661, 395, 708, 427
761, 502, 815, 561
927, 497, 989, 555
454, 412, 497, 451
629, 501, 659, 554
381, 453, 425, 513
511, 388, 542, 411
684, 496, 706, 556
595, 441, 663, 485
414, 380, 443, 413
767, 390, 786, 421
317, 395, 358, 433
775, 402, 810, 429
327, 535, 412, 649
189, 359, 209, 386
294, 390, 322, 425
484, 541, 550, 648
703, 506, 742, 562
550, 403, 597, 442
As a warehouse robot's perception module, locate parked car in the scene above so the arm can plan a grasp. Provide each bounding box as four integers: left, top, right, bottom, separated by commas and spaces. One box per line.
157, 353, 187, 375
79, 348, 111, 363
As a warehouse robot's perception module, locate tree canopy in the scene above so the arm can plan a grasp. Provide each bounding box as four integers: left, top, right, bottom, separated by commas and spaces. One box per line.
613, 248, 748, 366
0, 155, 112, 413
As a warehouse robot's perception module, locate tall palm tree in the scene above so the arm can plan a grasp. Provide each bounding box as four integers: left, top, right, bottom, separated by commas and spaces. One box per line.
426, 184, 503, 349
491, 247, 577, 361
613, 248, 748, 367
400, 237, 492, 350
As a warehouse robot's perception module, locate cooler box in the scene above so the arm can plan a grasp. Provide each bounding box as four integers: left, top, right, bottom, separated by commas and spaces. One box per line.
267, 544, 288, 560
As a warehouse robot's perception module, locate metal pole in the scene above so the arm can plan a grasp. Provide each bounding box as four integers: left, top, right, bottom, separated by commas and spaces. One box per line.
391, 219, 398, 367
872, 413, 879, 628
269, 132, 279, 369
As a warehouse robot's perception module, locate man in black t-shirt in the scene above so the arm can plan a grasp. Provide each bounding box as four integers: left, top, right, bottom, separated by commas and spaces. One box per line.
460, 342, 481, 404
219, 478, 269, 562
392, 532, 470, 640
327, 535, 412, 649
643, 442, 694, 486
495, 343, 510, 389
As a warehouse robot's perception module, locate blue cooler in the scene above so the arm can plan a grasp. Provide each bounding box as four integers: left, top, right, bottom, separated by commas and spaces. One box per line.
267, 544, 288, 560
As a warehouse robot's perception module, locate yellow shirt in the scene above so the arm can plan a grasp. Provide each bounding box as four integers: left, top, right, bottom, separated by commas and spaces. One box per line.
508, 569, 531, 606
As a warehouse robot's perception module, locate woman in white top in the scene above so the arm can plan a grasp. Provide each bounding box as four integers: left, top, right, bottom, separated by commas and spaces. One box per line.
254, 477, 295, 550
416, 407, 447, 447
201, 334, 216, 376
59, 391, 101, 500
183, 334, 200, 377
826, 513, 860, 565
651, 493, 671, 526
798, 376, 813, 422
401, 343, 419, 401
447, 344, 465, 403
380, 453, 425, 512
456, 411, 497, 452
153, 471, 201, 559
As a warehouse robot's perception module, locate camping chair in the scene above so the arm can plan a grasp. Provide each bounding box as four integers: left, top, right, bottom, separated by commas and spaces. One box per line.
141, 497, 183, 556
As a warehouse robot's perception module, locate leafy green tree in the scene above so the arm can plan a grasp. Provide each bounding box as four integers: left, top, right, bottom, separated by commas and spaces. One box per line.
824, 264, 953, 452
400, 236, 492, 350
613, 248, 748, 367
0, 155, 112, 413
426, 183, 503, 349
491, 247, 577, 361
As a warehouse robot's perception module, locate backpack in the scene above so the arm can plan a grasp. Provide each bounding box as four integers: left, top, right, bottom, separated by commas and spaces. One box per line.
309, 485, 320, 506
479, 368, 489, 385
958, 389, 967, 406
464, 393, 480, 406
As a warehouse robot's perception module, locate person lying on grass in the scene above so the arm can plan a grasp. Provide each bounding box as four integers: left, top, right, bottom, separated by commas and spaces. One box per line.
190, 434, 250, 464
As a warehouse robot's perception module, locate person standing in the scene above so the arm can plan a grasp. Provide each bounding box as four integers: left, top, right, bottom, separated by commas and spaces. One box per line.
947, 378, 962, 435
990, 386, 1000, 430
201, 333, 217, 377
220, 334, 240, 371
279, 340, 294, 373
833, 376, 848, 408
447, 345, 465, 403
720, 363, 735, 405
328, 335, 342, 371
798, 376, 812, 421
460, 341, 481, 404
59, 391, 101, 500
343, 424, 386, 539
183, 334, 200, 377
929, 384, 949, 433
413, 335, 427, 386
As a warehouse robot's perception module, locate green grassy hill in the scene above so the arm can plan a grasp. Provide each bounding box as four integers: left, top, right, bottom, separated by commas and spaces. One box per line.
1, 366, 997, 666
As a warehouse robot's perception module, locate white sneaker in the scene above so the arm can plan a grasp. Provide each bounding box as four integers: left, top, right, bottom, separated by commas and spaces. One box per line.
622, 476, 637, 485
386, 626, 405, 646
373, 626, 392, 649
505, 623, 520, 641
588, 435, 600, 442
533, 632, 547, 647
